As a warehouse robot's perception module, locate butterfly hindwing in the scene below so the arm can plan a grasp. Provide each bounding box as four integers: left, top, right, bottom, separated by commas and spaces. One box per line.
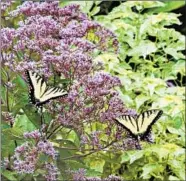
25, 70, 68, 106
138, 109, 163, 139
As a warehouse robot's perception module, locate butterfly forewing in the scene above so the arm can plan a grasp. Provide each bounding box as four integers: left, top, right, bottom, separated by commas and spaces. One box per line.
26, 70, 68, 106
116, 115, 139, 135
28, 71, 44, 99
137, 109, 163, 134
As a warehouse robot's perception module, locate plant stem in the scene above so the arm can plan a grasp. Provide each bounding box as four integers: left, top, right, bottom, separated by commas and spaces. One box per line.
47, 125, 64, 139
61, 139, 117, 160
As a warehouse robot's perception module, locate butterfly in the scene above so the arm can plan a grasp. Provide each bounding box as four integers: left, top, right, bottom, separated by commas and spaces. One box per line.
115, 109, 163, 149
25, 70, 68, 107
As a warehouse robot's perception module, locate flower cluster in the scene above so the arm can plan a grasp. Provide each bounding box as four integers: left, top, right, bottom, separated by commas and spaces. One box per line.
13, 142, 37, 173
2, 1, 136, 179
44, 163, 59, 181
12, 132, 58, 177
37, 140, 58, 159
54, 73, 124, 130
69, 168, 123, 181
2, 1, 118, 77
1, 1, 13, 14
2, 111, 15, 125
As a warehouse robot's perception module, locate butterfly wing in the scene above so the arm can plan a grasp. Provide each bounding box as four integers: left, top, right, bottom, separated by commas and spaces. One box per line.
39, 86, 67, 104
26, 70, 46, 105
137, 109, 163, 138
115, 115, 139, 137
26, 70, 67, 106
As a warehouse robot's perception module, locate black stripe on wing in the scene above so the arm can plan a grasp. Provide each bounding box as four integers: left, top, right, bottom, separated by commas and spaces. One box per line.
38, 89, 67, 106
115, 115, 138, 140
25, 70, 37, 105
25, 70, 68, 107
140, 110, 163, 140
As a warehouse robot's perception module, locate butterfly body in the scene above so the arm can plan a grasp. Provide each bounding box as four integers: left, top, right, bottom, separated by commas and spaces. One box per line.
115, 109, 163, 149
25, 70, 68, 107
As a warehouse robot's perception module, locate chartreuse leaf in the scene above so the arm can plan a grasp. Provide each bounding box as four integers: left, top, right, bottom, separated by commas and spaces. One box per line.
90, 6, 100, 16
127, 41, 157, 58
148, 1, 185, 13
141, 163, 164, 179
129, 151, 144, 164
135, 95, 149, 110
121, 152, 130, 163
168, 159, 185, 180
89, 159, 105, 173
66, 130, 80, 147
168, 175, 180, 180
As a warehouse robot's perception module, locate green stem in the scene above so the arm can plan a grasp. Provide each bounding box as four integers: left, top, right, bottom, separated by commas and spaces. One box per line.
61, 139, 117, 160
47, 125, 64, 139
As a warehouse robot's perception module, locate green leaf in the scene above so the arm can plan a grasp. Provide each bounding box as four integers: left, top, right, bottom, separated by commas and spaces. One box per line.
148, 1, 185, 13
127, 41, 157, 58
22, 105, 41, 128
88, 159, 105, 173
66, 130, 80, 147
13, 75, 27, 89
135, 95, 149, 110
90, 6, 100, 16
141, 163, 164, 179
172, 60, 185, 75
2, 127, 24, 140
65, 160, 88, 170
14, 114, 37, 132
2, 131, 16, 157
129, 151, 144, 164
146, 146, 170, 160
86, 169, 102, 177
1, 170, 17, 181
172, 116, 182, 129
168, 175, 180, 181
121, 152, 130, 163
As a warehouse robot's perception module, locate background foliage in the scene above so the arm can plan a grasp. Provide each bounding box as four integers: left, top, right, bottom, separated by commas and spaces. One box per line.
1, 1, 185, 181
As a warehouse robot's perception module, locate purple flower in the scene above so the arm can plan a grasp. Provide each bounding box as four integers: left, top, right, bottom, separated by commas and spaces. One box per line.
72, 168, 86, 181
1, 28, 16, 50
37, 140, 58, 159
2, 112, 15, 124
24, 130, 41, 140
45, 163, 59, 181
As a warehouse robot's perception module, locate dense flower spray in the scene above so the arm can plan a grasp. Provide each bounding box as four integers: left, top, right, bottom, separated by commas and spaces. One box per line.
1, 1, 136, 180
